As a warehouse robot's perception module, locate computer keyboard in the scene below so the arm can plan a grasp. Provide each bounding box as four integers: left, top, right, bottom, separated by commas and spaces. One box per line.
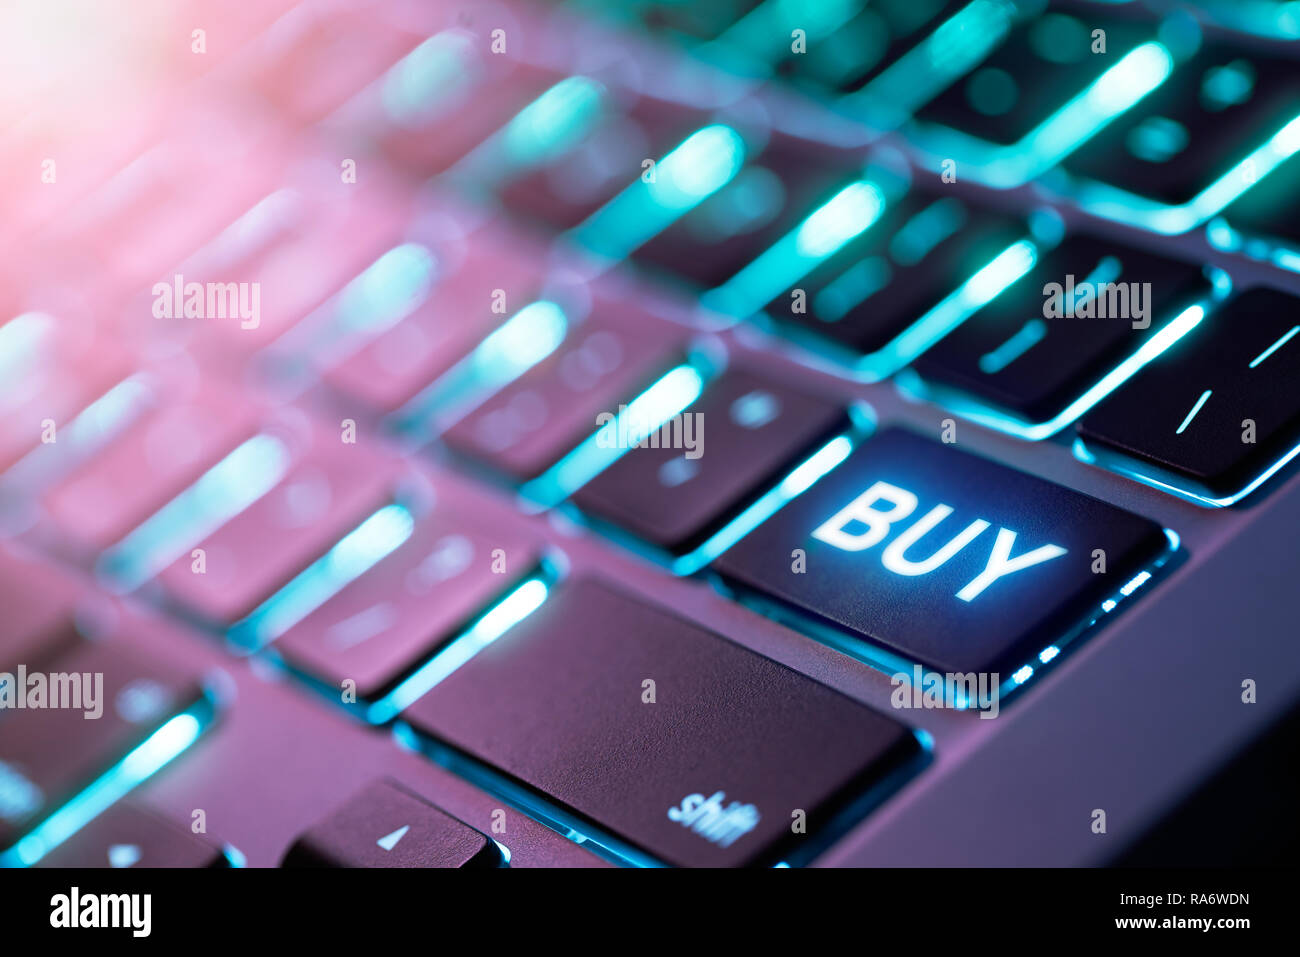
2, 0, 1300, 875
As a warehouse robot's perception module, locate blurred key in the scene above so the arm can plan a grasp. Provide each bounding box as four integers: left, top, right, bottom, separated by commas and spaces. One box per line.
148, 424, 404, 626
339, 29, 563, 177
629, 138, 857, 288
1078, 287, 1300, 502
0, 314, 132, 476
319, 225, 545, 412
912, 235, 1211, 429
442, 305, 685, 479
754, 186, 1025, 372
42, 374, 263, 552
0, 642, 205, 852
909, 6, 1164, 158
248, 0, 427, 123
404, 578, 918, 867
273, 488, 540, 699
1065, 44, 1300, 225
1219, 151, 1300, 245
283, 779, 499, 868
0, 546, 82, 674
572, 367, 849, 552
36, 802, 226, 868
714, 429, 1169, 676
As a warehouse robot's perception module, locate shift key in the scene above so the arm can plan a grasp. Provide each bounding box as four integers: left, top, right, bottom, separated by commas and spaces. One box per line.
403, 578, 918, 867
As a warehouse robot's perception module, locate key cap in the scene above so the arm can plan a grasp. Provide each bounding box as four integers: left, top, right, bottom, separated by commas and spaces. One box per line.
775, 0, 968, 96
1077, 286, 1300, 501
0, 546, 82, 674
152, 424, 403, 626
347, 31, 563, 177
761, 186, 1024, 362
35, 802, 227, 868
911, 235, 1211, 426
629, 138, 858, 288
1065, 44, 1300, 212
571, 367, 849, 552
0, 314, 132, 476
282, 779, 499, 868
714, 428, 1169, 676
320, 225, 545, 412
41, 373, 263, 552
441, 305, 684, 479
273, 489, 540, 699
248, 3, 426, 123
403, 578, 918, 867
913, 9, 1159, 147
0, 642, 205, 851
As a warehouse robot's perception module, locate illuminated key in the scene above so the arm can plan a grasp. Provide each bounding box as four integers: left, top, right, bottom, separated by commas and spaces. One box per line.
752, 185, 1027, 379
35, 803, 227, 869
910, 235, 1213, 437
1064, 45, 1300, 233
0, 642, 207, 859
714, 429, 1170, 678
572, 367, 850, 554
1077, 287, 1300, 505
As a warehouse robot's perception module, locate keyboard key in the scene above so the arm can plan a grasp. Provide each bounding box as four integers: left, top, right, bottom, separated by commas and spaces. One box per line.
35, 802, 227, 868
911, 235, 1212, 429
152, 424, 404, 626
1064, 44, 1300, 226
571, 367, 849, 552
909, 8, 1164, 158
273, 489, 540, 699
403, 578, 918, 867
629, 138, 858, 288
282, 779, 499, 868
1078, 287, 1300, 502
0, 314, 132, 476
441, 305, 685, 479
320, 225, 545, 412
42, 374, 263, 552
714, 428, 1169, 675
0, 642, 205, 851
755, 186, 1024, 370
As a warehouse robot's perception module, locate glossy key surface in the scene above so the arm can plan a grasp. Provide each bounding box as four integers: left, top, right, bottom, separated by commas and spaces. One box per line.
403, 578, 918, 867
715, 429, 1169, 675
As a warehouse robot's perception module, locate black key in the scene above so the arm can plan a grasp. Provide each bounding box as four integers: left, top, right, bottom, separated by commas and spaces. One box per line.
36, 802, 227, 868
914, 8, 1158, 147
764, 186, 1024, 361
912, 235, 1211, 426
404, 579, 917, 867
0, 642, 205, 851
282, 779, 499, 868
1078, 287, 1300, 501
572, 367, 849, 552
779, 1, 969, 96
630, 138, 860, 288
1065, 44, 1300, 209
714, 428, 1169, 676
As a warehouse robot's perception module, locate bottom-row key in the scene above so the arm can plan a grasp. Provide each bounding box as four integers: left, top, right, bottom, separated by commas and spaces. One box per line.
402, 579, 920, 867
